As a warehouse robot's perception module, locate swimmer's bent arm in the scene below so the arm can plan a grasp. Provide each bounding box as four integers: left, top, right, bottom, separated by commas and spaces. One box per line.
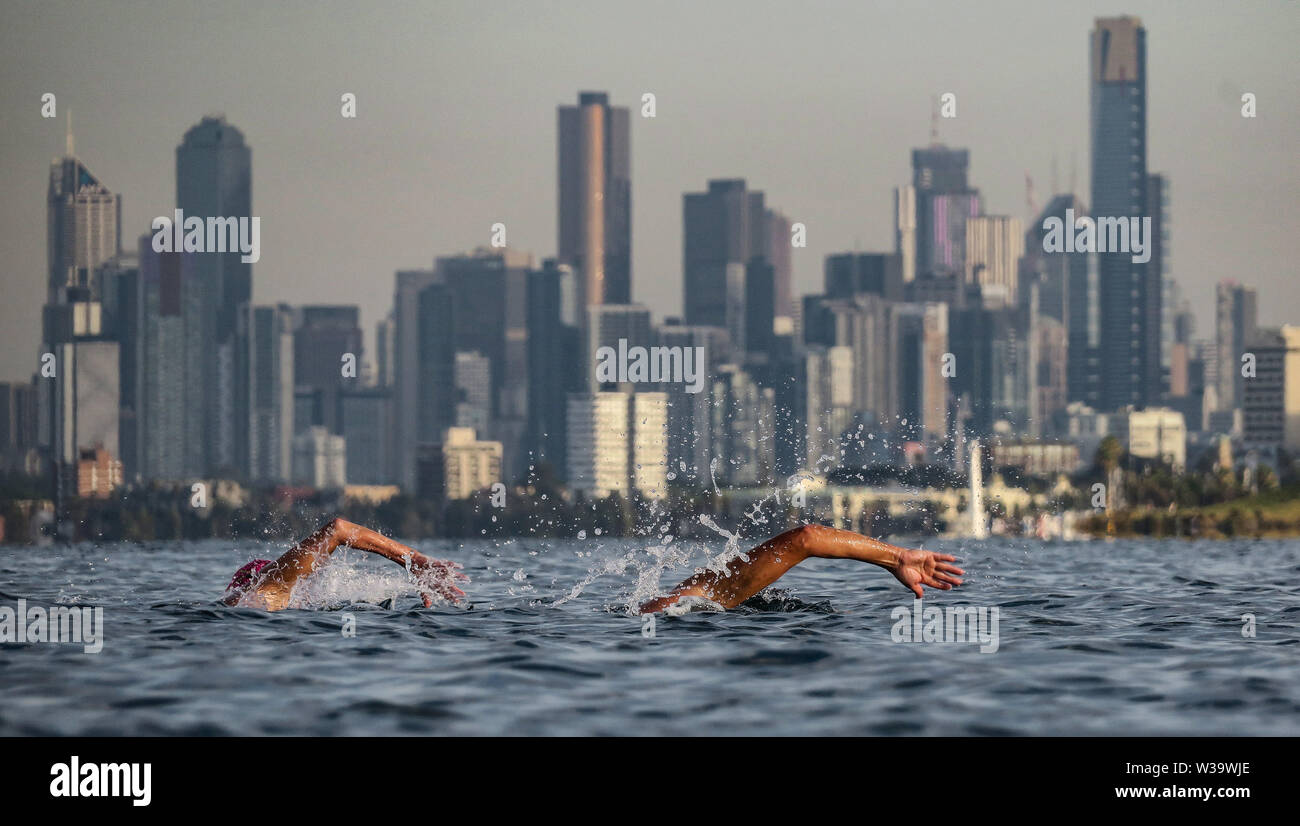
232, 517, 466, 610
637, 524, 964, 614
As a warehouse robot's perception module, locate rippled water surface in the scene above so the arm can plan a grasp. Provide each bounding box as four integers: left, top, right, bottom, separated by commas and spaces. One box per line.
1, 536, 1297, 735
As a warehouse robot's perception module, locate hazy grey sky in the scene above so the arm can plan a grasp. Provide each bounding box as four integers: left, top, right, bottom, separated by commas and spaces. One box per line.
2, 0, 1296, 383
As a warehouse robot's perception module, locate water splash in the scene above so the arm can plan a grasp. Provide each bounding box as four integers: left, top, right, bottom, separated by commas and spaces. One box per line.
282, 553, 447, 610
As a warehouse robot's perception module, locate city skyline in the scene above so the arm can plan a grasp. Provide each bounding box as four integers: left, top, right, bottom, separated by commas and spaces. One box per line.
1, 1, 1297, 384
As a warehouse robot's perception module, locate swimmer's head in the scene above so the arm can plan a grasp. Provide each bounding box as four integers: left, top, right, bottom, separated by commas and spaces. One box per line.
226, 559, 273, 598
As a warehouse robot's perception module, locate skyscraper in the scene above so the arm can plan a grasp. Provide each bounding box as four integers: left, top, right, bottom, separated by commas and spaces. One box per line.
242, 304, 295, 482
41, 122, 123, 504
46, 120, 120, 308
1215, 280, 1258, 413
415, 279, 456, 463
436, 248, 533, 480
911, 146, 981, 278
1091, 16, 1157, 409
392, 268, 438, 489
566, 391, 667, 499
889, 302, 950, 443
558, 92, 632, 310
526, 260, 581, 478
768, 209, 794, 323
1149, 174, 1171, 397
176, 116, 253, 474
683, 179, 782, 357
1021, 194, 1096, 407
133, 237, 193, 481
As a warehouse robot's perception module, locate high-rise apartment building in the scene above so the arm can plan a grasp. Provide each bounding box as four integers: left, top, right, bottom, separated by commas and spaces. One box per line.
1091, 16, 1157, 409
965, 215, 1024, 305
46, 123, 120, 307
176, 116, 253, 474
243, 304, 295, 482
416, 427, 503, 502
566, 391, 667, 499
558, 92, 632, 309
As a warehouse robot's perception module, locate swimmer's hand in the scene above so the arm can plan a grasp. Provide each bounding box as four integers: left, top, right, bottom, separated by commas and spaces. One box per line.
891, 549, 964, 599
408, 553, 469, 607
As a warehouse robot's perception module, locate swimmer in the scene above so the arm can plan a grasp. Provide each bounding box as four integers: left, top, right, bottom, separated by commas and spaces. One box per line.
222, 518, 467, 611
637, 524, 963, 614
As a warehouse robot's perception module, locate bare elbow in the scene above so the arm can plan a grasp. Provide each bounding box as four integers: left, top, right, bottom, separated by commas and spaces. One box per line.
784, 523, 822, 552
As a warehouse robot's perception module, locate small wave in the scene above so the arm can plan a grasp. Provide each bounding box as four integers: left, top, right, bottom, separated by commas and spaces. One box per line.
661, 595, 727, 615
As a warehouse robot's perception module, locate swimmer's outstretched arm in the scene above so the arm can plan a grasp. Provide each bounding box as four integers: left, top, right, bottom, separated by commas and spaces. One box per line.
230, 518, 466, 610
637, 524, 963, 614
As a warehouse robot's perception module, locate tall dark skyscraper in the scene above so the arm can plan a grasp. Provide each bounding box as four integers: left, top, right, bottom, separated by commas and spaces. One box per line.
683, 179, 782, 357
558, 92, 631, 310
1091, 16, 1157, 409
392, 268, 438, 490
177, 117, 252, 343
1146, 173, 1170, 399
416, 279, 456, 451
176, 115, 252, 474
911, 146, 981, 278
526, 260, 581, 477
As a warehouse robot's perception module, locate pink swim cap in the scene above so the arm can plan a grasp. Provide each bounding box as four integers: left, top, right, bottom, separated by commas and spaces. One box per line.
227, 559, 273, 594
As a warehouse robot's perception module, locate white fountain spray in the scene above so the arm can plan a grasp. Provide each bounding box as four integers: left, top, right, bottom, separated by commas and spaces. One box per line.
969, 438, 989, 540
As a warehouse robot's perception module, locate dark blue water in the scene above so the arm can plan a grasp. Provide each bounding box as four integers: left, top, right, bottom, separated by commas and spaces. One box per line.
1, 536, 1297, 735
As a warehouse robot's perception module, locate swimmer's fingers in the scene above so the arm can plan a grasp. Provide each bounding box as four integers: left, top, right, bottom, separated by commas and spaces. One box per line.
936, 562, 965, 576
428, 559, 469, 583
411, 562, 468, 605
920, 575, 952, 591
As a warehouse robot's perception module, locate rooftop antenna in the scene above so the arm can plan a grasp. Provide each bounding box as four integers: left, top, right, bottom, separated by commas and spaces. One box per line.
65, 108, 74, 157
929, 95, 939, 145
